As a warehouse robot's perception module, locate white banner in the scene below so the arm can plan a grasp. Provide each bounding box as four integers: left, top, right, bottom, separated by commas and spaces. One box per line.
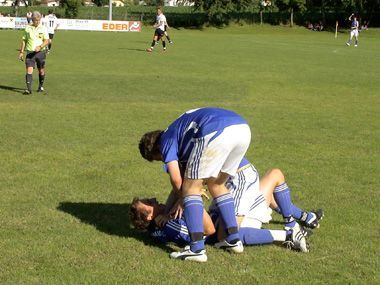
0, 17, 141, 32
0, 17, 15, 29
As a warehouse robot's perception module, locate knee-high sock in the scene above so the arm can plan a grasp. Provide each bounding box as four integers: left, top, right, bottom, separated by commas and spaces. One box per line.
215, 193, 240, 243
26, 74, 33, 91
183, 195, 205, 252
239, 228, 287, 245
39, 73, 45, 88
273, 183, 296, 228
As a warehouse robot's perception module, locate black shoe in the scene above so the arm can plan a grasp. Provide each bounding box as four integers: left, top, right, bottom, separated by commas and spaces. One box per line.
23, 90, 32, 95
37, 86, 44, 93
299, 209, 324, 229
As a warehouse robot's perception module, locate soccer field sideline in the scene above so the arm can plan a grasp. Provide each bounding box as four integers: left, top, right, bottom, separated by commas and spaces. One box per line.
0, 26, 379, 284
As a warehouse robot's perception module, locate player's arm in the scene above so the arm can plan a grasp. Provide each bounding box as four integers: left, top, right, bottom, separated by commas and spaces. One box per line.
19, 40, 26, 60
349, 13, 353, 21
166, 160, 183, 218
164, 188, 180, 214
166, 160, 182, 193
35, 31, 49, 52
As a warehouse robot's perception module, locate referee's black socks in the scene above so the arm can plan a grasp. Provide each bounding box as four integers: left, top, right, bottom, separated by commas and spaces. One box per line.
26, 74, 33, 92
39, 73, 45, 88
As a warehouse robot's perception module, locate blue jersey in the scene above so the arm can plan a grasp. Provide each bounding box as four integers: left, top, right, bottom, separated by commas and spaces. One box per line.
149, 218, 191, 246
351, 19, 359, 29
238, 157, 250, 169
159, 108, 247, 165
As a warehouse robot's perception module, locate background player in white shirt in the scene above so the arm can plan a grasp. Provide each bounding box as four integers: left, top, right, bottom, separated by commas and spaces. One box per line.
346, 13, 359, 47
146, 7, 167, 52
45, 10, 59, 52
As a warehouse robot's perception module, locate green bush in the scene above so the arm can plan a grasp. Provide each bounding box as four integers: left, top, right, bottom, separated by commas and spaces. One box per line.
0, 6, 379, 27
61, 0, 82, 19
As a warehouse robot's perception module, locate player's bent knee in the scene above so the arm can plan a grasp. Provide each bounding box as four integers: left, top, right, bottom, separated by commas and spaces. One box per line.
267, 168, 285, 181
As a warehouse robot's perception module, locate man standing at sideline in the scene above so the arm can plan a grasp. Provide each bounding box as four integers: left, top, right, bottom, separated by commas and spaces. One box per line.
346, 13, 359, 47
18, 11, 49, 95
45, 10, 59, 53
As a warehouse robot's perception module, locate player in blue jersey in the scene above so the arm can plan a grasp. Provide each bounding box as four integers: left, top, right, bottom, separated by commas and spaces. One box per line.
346, 13, 359, 47
139, 108, 251, 262
129, 164, 315, 253
129, 197, 215, 251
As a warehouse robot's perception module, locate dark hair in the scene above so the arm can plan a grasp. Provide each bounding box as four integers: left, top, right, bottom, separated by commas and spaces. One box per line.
48, 9, 53, 14
138, 130, 162, 161
129, 197, 151, 230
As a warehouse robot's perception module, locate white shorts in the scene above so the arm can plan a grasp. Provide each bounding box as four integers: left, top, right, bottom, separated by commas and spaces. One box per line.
209, 164, 272, 228
185, 124, 251, 179
350, 29, 359, 38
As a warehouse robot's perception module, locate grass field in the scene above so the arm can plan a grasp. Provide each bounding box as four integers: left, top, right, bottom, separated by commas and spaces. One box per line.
0, 25, 379, 284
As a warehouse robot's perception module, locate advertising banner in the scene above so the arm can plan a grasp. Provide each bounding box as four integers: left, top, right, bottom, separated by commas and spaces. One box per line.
0, 17, 14, 29
0, 17, 141, 32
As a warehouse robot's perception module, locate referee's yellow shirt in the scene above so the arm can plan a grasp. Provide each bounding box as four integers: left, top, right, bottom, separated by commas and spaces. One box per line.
22, 24, 49, 52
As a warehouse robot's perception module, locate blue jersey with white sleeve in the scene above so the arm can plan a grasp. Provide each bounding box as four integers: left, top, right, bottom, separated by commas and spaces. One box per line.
351, 19, 359, 29
159, 108, 247, 165
149, 218, 191, 246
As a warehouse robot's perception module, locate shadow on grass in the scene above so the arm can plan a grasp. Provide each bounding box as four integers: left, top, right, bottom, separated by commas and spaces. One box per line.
0, 85, 25, 94
57, 201, 173, 252
117, 48, 147, 52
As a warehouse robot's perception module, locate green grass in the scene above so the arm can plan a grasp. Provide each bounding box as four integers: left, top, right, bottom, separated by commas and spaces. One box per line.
0, 25, 379, 284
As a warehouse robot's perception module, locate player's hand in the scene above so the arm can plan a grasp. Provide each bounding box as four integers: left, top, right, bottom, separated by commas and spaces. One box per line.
201, 188, 210, 200
35, 46, 41, 52
154, 214, 171, 227
169, 201, 183, 219
18, 52, 24, 61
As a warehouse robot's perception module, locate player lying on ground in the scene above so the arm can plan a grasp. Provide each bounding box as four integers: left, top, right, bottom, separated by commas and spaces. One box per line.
129, 196, 309, 256
129, 166, 321, 256
139, 108, 252, 262
220, 158, 324, 234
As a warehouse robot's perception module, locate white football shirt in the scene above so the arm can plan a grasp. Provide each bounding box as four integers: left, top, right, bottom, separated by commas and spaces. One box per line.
45, 14, 59, 34
156, 14, 166, 31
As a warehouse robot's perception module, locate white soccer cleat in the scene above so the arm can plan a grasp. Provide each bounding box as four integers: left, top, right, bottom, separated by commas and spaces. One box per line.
215, 239, 244, 253
284, 223, 309, 253
169, 246, 207, 262
346, 42, 351, 46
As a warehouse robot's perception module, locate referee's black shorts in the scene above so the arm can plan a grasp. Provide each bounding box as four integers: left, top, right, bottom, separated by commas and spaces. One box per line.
26, 51, 46, 69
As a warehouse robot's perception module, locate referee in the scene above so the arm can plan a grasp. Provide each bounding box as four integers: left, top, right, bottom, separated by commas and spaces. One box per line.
18, 11, 49, 95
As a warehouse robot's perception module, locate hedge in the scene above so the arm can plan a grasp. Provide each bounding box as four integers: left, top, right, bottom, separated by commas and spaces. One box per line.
0, 6, 378, 28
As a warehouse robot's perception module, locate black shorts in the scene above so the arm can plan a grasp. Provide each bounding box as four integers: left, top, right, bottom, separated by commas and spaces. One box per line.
154, 28, 165, 38
26, 51, 46, 69
49, 33, 54, 39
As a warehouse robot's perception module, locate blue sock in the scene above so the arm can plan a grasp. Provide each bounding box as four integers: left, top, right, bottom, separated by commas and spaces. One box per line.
215, 193, 240, 243
274, 207, 282, 214
273, 183, 296, 228
239, 228, 274, 245
292, 205, 303, 219
183, 195, 205, 252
